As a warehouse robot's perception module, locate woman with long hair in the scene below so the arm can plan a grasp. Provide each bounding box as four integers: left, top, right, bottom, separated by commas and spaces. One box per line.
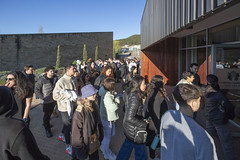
144, 75, 168, 160
117, 75, 148, 160
81, 73, 92, 86
99, 78, 119, 160
94, 65, 114, 107
205, 74, 234, 160
71, 84, 103, 160
87, 61, 99, 84
5, 71, 31, 126
94, 65, 113, 90
127, 66, 138, 85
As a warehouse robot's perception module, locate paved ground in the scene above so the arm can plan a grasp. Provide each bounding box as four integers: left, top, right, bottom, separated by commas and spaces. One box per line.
29, 84, 240, 160
29, 83, 137, 160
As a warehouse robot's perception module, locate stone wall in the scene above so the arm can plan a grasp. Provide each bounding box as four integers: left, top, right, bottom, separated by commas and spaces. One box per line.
0, 32, 113, 71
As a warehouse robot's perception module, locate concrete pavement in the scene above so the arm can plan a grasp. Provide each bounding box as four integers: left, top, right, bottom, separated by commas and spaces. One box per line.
28, 84, 240, 160
29, 83, 137, 160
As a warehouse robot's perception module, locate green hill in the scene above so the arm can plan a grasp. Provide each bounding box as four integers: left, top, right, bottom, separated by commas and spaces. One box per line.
116, 34, 141, 46
113, 34, 140, 57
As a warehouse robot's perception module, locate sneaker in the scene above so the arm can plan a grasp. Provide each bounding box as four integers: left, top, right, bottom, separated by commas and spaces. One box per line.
65, 145, 72, 156
100, 145, 104, 153
109, 153, 117, 160
58, 134, 66, 143
46, 129, 53, 138
105, 152, 116, 160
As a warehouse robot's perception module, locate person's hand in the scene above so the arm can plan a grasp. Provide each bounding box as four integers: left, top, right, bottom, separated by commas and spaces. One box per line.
5, 82, 10, 87
144, 117, 151, 124
114, 97, 120, 104
5, 82, 14, 88
23, 117, 30, 127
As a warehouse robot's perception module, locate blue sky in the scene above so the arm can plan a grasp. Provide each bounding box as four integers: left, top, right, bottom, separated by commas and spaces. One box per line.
0, 0, 146, 40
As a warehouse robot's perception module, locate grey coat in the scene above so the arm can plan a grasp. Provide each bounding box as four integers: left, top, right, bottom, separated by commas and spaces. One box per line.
35, 74, 58, 104
160, 109, 218, 160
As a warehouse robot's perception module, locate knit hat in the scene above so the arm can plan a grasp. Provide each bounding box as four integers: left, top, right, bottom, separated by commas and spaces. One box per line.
81, 84, 98, 99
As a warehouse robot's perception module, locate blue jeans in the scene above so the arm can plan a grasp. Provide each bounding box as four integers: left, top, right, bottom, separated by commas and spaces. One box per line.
206, 120, 234, 160
116, 138, 148, 160
101, 120, 115, 157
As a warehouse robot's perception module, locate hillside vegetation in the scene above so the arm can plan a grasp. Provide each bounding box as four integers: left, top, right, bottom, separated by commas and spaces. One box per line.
113, 34, 140, 55
116, 34, 141, 46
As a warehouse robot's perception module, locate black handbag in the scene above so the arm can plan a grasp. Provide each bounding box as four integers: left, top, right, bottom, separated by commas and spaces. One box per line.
133, 127, 148, 144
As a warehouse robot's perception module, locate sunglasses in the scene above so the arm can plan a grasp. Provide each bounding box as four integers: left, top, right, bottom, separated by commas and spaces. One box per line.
6, 78, 15, 81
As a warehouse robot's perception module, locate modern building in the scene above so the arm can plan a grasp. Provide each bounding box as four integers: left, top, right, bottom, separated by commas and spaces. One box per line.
141, 0, 240, 92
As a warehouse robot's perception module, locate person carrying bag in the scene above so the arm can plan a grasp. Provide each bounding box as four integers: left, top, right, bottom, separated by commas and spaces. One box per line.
71, 84, 103, 160
144, 75, 168, 160
117, 76, 148, 160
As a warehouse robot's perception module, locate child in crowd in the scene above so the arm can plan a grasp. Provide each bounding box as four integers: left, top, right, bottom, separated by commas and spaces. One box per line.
99, 78, 120, 160
71, 84, 103, 160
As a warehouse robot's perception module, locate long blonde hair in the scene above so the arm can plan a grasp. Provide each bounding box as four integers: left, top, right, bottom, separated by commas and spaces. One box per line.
75, 97, 94, 112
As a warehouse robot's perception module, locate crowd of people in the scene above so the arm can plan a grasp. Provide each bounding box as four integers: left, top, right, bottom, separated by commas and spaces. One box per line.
0, 58, 236, 160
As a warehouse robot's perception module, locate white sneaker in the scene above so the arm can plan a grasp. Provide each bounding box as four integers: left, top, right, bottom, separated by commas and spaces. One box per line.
100, 145, 104, 154
105, 152, 116, 160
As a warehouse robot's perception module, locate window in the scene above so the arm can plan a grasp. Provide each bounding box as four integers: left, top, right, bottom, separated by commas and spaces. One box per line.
209, 18, 240, 44
197, 0, 203, 18
217, 0, 224, 6
190, 0, 196, 21
205, 0, 211, 13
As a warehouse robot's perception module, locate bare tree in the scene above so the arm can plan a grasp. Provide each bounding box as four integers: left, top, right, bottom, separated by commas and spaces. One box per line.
38, 26, 43, 33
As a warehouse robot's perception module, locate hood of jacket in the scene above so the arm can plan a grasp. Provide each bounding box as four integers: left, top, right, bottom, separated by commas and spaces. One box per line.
98, 86, 107, 97
0, 86, 18, 119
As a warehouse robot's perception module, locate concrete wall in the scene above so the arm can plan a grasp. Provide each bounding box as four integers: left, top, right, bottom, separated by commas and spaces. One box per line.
0, 32, 113, 71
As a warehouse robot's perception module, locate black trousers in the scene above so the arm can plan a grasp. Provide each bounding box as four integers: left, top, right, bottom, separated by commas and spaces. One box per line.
43, 102, 55, 130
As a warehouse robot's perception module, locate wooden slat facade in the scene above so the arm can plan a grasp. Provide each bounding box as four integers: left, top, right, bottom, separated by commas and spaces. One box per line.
141, 37, 178, 85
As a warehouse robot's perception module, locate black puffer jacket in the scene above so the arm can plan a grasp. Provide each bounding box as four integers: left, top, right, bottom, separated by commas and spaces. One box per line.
205, 87, 229, 124
123, 92, 147, 142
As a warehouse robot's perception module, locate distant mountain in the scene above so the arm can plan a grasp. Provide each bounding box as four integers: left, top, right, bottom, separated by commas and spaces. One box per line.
116, 34, 141, 46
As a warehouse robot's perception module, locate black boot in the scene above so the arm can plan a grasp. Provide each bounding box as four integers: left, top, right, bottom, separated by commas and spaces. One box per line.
46, 129, 53, 138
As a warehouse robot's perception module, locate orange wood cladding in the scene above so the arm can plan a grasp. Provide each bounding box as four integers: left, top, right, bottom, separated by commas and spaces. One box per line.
198, 53, 211, 85
141, 37, 179, 85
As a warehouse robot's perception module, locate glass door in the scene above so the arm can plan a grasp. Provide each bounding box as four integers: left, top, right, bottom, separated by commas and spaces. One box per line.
211, 44, 240, 108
